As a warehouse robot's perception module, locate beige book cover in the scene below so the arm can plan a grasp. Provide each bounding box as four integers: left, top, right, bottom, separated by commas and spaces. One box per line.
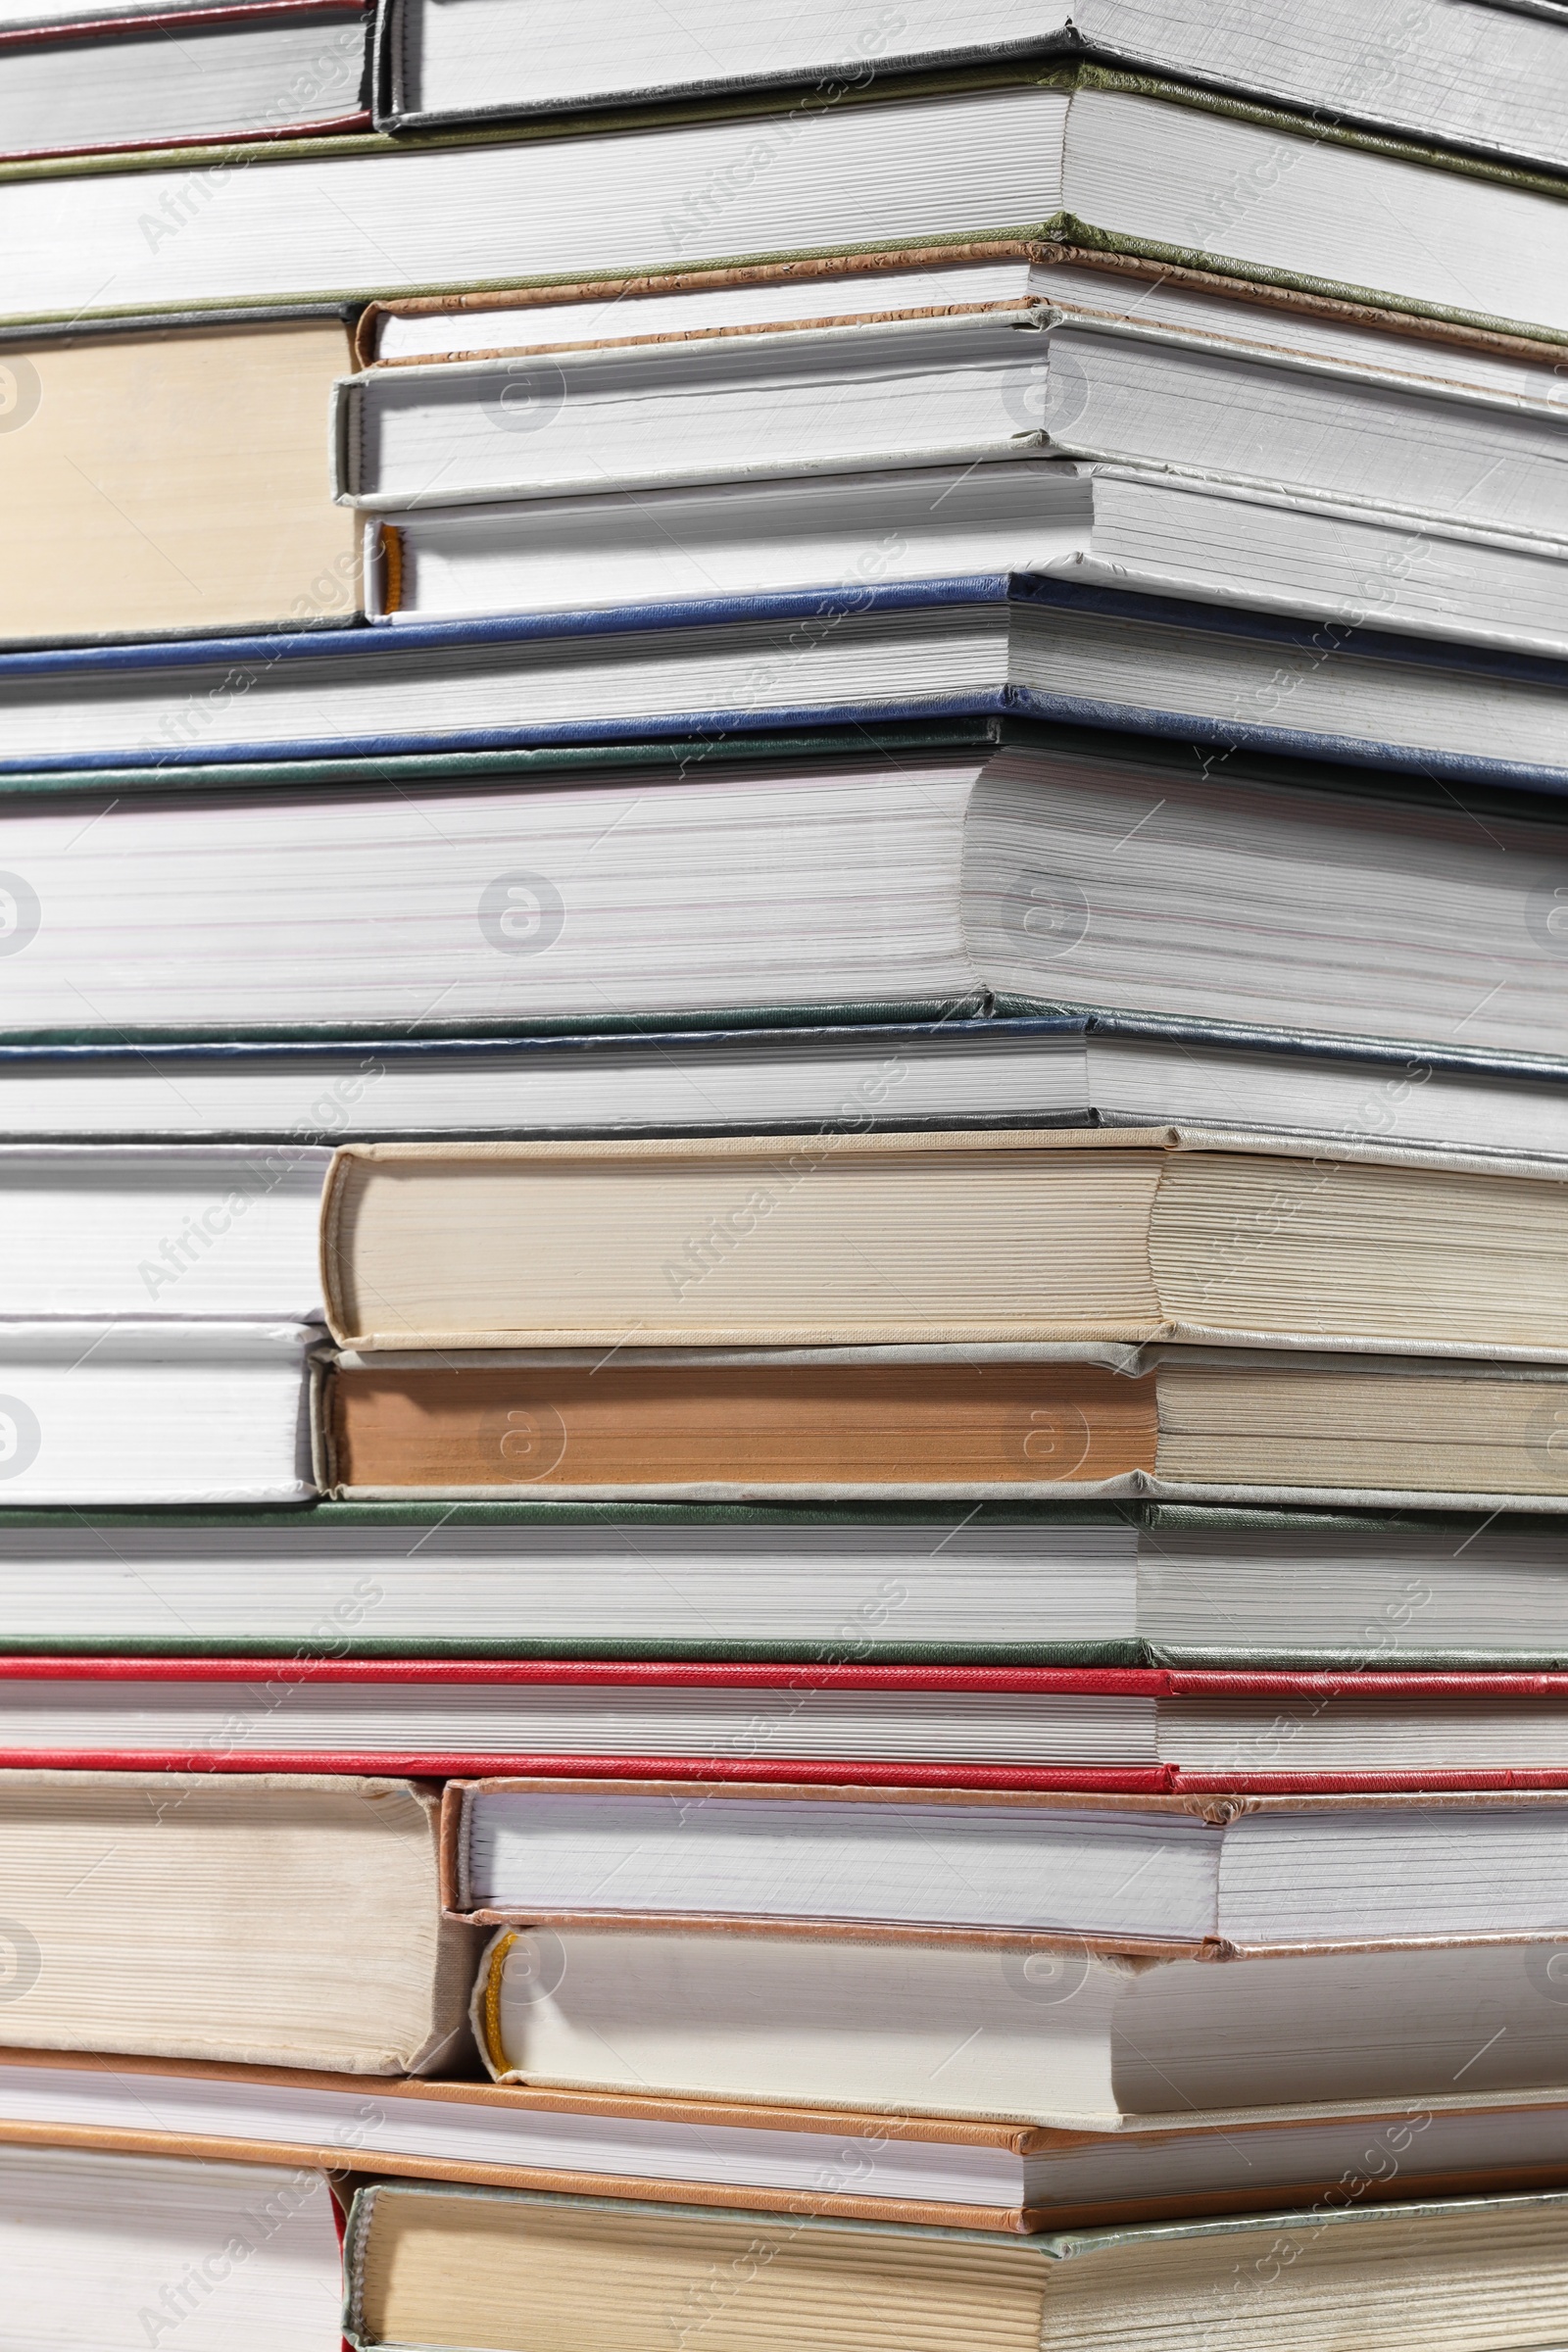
0, 319, 359, 638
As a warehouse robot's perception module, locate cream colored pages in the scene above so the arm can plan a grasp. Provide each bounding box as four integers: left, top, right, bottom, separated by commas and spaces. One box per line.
1033, 2197, 1568, 2351
0, 321, 359, 637
473, 1926, 1129, 2119
475, 1924, 1568, 2122
1152, 1153, 1568, 1352
353, 2188, 1041, 2352
322, 1133, 1166, 1348
0, 1769, 470, 2073
322, 1131, 1568, 1354
1154, 1362, 1568, 1496
349, 2180, 1568, 2352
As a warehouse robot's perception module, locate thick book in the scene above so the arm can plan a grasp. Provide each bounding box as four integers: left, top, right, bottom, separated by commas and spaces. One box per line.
0, 2143, 341, 2352
20, 1655, 1568, 1787
352, 459, 1568, 649
8, 2041, 1568, 2231
371, 0, 1568, 172
0, 1144, 327, 1315
0, 1499, 1560, 1669
8, 581, 1568, 786
447, 1776, 1568, 1950
0, 316, 359, 643
0, 0, 369, 162
342, 2182, 1568, 2349
0, 1767, 473, 2070
318, 1128, 1568, 1357
6, 68, 1568, 337
0, 1320, 316, 1503
472, 1915, 1568, 2122
323, 1344, 1568, 1509
1, 1005, 1563, 1166
8, 737, 1568, 1061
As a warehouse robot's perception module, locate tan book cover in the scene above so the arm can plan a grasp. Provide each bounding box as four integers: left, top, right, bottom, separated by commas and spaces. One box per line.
0, 319, 360, 638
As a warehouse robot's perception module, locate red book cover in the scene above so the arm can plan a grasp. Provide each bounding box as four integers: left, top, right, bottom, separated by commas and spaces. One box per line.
0, 1656, 1561, 1791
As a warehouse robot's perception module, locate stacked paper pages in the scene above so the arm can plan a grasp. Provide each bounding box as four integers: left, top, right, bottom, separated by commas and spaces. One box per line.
2, 6, 1568, 2347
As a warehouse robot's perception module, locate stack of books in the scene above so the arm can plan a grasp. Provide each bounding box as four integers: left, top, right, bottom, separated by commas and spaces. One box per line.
3, 4, 1568, 2345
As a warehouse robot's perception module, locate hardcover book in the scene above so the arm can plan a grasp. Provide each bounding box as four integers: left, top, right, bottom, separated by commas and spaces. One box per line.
0, 0, 369, 161
12, 1655, 1568, 1788
5, 2040, 1568, 2230
0, 1004, 1560, 1162
1, 742, 1564, 1071
353, 462, 1568, 646
340, 2180, 1568, 2350
363, 242, 1568, 378
317, 1128, 1568, 1356
472, 1916, 1568, 2121
339, 267, 1568, 626
5, 584, 1566, 782
0, 1499, 1557, 1668
5, 69, 1568, 336
370, 0, 1568, 172
322, 1344, 1568, 1509
446, 1776, 1568, 1949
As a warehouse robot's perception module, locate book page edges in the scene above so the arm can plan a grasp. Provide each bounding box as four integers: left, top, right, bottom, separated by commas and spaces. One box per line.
0, 2119, 1034, 2228
1, 57, 1561, 199
0, 2046, 1038, 2148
